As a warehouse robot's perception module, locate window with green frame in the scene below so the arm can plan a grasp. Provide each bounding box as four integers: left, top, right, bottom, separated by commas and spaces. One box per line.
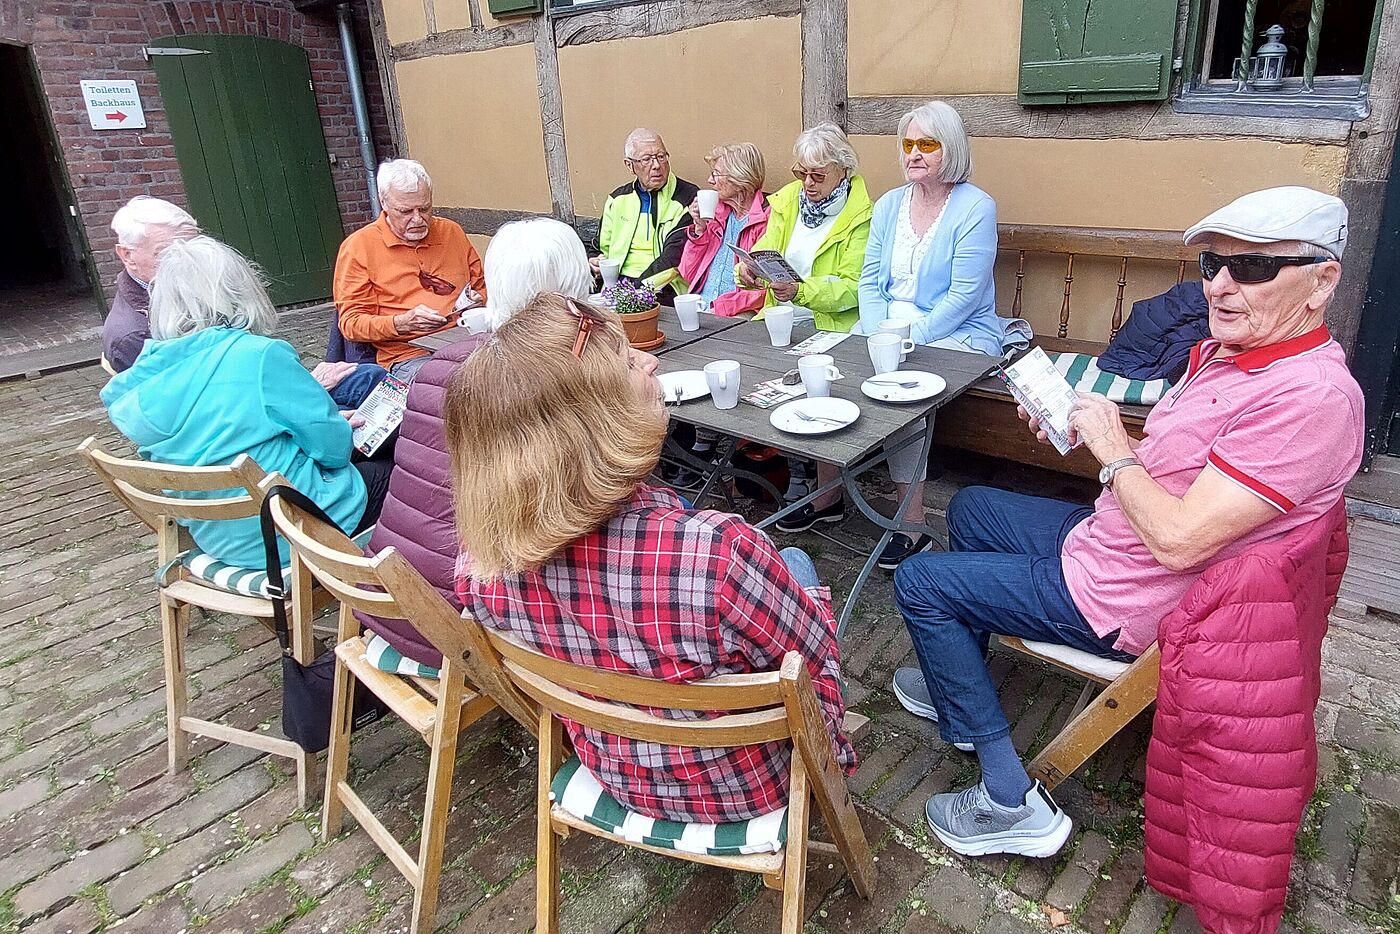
1177, 0, 1384, 119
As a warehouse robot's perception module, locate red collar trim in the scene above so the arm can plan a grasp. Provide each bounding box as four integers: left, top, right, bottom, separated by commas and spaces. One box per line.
1181, 325, 1332, 386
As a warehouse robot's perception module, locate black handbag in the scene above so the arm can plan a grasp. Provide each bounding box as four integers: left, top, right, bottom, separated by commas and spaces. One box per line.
260, 484, 387, 753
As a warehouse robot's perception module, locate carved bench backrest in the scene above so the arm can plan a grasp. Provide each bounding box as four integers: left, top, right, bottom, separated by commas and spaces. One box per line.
997, 225, 1198, 341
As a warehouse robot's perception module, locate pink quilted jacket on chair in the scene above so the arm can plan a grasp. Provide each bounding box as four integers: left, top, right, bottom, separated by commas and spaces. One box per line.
1144, 499, 1349, 934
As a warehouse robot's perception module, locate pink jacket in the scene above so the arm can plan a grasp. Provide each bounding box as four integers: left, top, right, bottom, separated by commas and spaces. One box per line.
676, 190, 770, 317
1144, 500, 1349, 934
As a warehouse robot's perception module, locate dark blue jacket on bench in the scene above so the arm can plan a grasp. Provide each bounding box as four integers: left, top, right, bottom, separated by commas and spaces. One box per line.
1097, 280, 1210, 383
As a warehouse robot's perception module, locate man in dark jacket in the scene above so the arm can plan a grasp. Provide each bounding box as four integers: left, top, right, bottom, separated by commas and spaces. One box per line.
103, 196, 198, 372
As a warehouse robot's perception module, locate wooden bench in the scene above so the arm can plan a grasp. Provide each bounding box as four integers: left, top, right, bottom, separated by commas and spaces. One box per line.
933, 225, 1200, 478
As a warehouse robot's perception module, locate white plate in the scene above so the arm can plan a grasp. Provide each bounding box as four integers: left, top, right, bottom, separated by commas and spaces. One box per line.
659, 370, 710, 402
860, 370, 947, 403
770, 397, 861, 435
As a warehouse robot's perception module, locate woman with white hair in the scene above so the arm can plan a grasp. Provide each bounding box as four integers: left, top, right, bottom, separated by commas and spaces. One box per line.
101, 236, 382, 569
856, 100, 1001, 569
737, 123, 873, 332
353, 218, 595, 672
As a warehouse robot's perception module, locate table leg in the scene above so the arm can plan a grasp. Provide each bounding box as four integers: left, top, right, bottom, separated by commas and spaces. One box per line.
657, 435, 783, 508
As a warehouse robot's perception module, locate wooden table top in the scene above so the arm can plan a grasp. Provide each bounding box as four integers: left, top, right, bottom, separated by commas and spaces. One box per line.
655, 320, 999, 469
408, 306, 750, 352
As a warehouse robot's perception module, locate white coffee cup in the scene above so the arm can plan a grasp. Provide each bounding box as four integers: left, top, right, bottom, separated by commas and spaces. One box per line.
599, 258, 622, 288
878, 320, 915, 360
798, 353, 841, 398
704, 360, 741, 409
868, 333, 912, 375
458, 307, 490, 334
764, 304, 796, 347
674, 294, 706, 331
698, 189, 720, 219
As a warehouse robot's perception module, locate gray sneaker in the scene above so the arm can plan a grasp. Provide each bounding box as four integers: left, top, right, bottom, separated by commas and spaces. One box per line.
926, 781, 1072, 858
891, 668, 974, 752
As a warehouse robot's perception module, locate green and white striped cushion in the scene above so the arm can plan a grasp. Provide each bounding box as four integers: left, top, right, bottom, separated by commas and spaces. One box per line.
181, 526, 376, 598
549, 755, 788, 856
1048, 352, 1172, 406
362, 632, 440, 679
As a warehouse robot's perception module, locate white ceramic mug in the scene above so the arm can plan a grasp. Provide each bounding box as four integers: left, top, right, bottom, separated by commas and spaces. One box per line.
458, 307, 490, 334
697, 189, 720, 219
599, 258, 622, 288
764, 304, 796, 347
704, 359, 741, 409
798, 353, 841, 398
868, 333, 912, 375
878, 320, 914, 361
674, 294, 707, 331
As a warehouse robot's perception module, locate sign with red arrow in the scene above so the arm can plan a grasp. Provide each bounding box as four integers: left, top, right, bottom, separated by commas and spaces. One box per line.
79, 80, 147, 130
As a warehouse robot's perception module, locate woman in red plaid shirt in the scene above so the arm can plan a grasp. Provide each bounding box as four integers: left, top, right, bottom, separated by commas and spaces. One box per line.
446, 292, 855, 823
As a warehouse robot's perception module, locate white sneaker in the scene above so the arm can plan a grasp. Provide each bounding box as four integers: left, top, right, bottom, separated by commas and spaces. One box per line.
891, 667, 974, 752
926, 780, 1072, 858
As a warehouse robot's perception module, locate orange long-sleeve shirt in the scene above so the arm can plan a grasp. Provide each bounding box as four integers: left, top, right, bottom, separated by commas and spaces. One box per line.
332, 214, 486, 368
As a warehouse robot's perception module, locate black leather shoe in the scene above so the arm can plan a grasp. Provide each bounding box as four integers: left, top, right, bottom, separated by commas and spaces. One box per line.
773, 499, 846, 533
877, 533, 935, 569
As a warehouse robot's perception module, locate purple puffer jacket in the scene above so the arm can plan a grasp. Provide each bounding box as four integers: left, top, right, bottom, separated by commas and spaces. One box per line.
356, 336, 486, 665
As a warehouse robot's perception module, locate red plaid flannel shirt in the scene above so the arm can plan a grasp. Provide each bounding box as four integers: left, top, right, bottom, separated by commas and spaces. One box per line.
456, 485, 854, 823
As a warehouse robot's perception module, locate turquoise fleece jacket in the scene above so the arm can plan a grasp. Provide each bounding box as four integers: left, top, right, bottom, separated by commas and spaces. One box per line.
857, 181, 1002, 355
101, 327, 367, 568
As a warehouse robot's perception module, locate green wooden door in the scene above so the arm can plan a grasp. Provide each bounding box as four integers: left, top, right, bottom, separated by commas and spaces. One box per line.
149, 34, 344, 305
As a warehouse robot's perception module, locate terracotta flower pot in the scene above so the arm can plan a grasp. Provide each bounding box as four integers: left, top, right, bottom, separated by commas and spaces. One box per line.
619, 304, 664, 351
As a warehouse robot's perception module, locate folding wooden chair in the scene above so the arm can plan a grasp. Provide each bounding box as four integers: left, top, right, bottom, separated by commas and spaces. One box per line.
997, 637, 1161, 790
477, 629, 877, 934
77, 437, 325, 805
263, 482, 535, 934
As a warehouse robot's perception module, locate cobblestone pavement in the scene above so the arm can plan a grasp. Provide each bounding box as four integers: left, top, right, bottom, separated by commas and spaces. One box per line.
3, 307, 1399, 934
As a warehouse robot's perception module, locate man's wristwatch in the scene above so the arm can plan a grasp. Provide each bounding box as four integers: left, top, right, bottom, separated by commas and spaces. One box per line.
1099, 456, 1142, 488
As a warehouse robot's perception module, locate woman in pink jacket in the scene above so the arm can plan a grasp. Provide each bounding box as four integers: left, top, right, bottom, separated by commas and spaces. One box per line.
676, 143, 770, 316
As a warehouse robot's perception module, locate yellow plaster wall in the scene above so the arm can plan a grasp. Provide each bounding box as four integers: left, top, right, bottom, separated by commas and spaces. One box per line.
395, 45, 554, 213
847, 0, 1021, 96
381, 0, 427, 45
558, 16, 805, 219
434, 0, 472, 31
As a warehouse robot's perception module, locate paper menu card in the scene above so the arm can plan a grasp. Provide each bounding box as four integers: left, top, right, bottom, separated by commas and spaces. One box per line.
996, 347, 1078, 455
741, 377, 806, 409
786, 331, 851, 356
351, 374, 410, 456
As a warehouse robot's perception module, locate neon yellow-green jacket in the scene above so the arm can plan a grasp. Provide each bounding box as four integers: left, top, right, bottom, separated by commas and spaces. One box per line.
749, 175, 873, 332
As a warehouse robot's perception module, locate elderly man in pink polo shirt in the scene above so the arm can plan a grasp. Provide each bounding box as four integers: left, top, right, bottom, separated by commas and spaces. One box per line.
889, 187, 1364, 859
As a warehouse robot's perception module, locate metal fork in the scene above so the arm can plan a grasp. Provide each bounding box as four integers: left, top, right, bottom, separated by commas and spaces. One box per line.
866, 378, 920, 389
794, 410, 849, 427
668, 384, 684, 405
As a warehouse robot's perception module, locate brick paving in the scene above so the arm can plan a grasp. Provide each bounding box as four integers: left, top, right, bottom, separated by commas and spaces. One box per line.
2, 305, 1399, 933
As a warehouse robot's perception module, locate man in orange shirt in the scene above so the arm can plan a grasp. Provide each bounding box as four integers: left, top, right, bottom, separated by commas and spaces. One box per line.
333, 160, 486, 381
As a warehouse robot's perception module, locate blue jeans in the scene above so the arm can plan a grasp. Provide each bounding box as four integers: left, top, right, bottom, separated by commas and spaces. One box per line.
779, 546, 819, 589
329, 364, 387, 409
893, 486, 1132, 745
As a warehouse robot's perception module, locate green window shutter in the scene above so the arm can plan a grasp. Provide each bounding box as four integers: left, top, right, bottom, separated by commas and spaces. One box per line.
486, 0, 542, 16
1018, 0, 1178, 106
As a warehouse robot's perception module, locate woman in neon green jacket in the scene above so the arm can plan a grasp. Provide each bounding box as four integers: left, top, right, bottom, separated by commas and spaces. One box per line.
737, 123, 873, 333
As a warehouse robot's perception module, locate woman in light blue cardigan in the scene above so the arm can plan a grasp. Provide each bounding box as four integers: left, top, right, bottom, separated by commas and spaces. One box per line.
860, 101, 1001, 568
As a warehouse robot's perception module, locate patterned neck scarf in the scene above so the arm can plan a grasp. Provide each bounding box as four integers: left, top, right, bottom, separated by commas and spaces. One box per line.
798, 177, 851, 229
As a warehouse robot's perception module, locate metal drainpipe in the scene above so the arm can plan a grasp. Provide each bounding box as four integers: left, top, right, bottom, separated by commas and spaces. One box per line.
337, 1, 380, 216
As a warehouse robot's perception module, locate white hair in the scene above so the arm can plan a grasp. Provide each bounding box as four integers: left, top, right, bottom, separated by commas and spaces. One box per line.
897, 101, 973, 184
623, 128, 664, 160
483, 218, 592, 330
793, 123, 859, 173
111, 196, 198, 248
376, 159, 432, 202
148, 237, 279, 341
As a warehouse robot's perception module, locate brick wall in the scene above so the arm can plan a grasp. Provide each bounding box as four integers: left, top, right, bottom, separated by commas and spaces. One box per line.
0, 0, 395, 302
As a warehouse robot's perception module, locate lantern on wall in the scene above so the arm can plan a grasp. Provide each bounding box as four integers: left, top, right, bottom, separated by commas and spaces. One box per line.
1250, 25, 1289, 90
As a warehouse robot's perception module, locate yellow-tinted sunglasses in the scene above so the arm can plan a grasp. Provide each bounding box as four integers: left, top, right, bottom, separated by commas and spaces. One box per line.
901, 137, 942, 155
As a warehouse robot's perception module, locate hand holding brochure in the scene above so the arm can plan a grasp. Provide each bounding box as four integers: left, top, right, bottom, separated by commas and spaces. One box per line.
730, 244, 803, 285
996, 347, 1079, 455
351, 374, 410, 456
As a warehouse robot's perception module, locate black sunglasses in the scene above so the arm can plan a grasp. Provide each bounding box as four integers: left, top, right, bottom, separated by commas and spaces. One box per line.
1198, 251, 1330, 285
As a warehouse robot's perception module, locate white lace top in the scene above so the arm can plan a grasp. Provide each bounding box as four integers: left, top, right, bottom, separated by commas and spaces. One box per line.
888, 186, 950, 303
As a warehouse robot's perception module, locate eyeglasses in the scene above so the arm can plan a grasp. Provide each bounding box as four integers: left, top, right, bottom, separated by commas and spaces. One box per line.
626, 153, 669, 167
566, 298, 609, 359
1198, 251, 1330, 285
901, 138, 943, 155
791, 166, 829, 184
418, 269, 456, 296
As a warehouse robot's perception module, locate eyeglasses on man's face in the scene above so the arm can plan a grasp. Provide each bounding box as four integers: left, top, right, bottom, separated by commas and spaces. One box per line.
626, 153, 669, 167
902, 137, 942, 155
1198, 251, 1330, 285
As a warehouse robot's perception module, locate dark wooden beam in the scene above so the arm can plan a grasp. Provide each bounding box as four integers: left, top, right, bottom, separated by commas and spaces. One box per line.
392, 19, 535, 61
551, 0, 800, 47
436, 206, 550, 235
534, 13, 575, 223
845, 94, 1352, 144
367, 0, 408, 156
801, 0, 846, 128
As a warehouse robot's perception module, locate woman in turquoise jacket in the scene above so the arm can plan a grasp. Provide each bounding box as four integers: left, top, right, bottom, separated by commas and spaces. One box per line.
102, 237, 381, 569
